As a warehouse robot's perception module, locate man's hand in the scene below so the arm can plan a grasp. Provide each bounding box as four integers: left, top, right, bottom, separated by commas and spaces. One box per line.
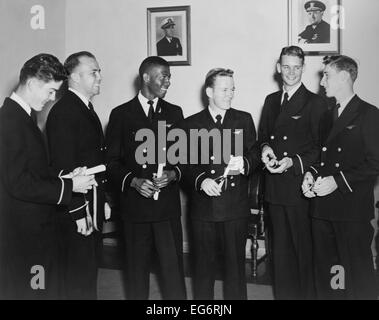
152, 170, 176, 189
261, 145, 276, 165
312, 176, 338, 197
131, 178, 159, 198
104, 202, 111, 221
267, 157, 293, 174
75, 215, 93, 236
67, 166, 87, 178
201, 178, 222, 197
228, 156, 245, 175
302, 171, 316, 198
72, 174, 97, 193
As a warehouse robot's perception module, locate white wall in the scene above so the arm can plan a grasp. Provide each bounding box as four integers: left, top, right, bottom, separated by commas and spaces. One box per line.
1, 0, 379, 248
0, 0, 66, 102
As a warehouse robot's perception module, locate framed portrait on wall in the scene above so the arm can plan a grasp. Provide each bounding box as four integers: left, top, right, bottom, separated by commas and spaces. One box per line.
147, 6, 191, 66
288, 0, 342, 55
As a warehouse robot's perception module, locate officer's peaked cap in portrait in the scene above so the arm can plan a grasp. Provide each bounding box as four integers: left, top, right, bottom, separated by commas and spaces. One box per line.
161, 17, 175, 29
304, 0, 326, 12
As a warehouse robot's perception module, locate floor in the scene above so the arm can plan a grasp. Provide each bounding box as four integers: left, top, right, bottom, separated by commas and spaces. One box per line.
97, 243, 274, 300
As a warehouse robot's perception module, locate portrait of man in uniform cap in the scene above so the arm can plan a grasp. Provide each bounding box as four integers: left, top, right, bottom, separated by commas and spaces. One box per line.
298, 0, 331, 43
156, 17, 183, 56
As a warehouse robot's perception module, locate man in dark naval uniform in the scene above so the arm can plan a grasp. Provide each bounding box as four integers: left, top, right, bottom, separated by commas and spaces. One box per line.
106, 56, 186, 300
47, 51, 109, 299
298, 1, 330, 44
178, 68, 259, 300
0, 54, 96, 299
157, 17, 183, 56
259, 46, 328, 299
302, 55, 379, 300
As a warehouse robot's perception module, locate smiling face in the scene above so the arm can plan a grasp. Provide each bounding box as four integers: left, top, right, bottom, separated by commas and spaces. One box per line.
277, 54, 304, 91
206, 75, 235, 112
28, 79, 62, 111
143, 64, 171, 99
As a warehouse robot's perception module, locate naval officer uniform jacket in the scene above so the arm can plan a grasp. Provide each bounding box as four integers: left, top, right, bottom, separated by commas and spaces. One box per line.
0, 95, 73, 299
310, 95, 379, 299
106, 94, 186, 299
46, 89, 107, 299
258, 83, 328, 299
178, 107, 259, 299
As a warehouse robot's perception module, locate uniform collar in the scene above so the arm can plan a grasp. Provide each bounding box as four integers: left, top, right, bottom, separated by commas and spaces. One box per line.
10, 92, 31, 116
69, 88, 90, 108
337, 93, 356, 116
282, 82, 303, 102
208, 106, 227, 124
138, 91, 158, 116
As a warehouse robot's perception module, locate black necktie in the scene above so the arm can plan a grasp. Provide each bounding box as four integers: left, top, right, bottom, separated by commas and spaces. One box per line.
282, 92, 289, 107
88, 102, 104, 137
333, 103, 341, 122
147, 100, 155, 122
215, 114, 222, 127
30, 110, 37, 125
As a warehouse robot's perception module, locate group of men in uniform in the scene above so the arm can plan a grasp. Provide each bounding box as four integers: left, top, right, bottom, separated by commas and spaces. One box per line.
0, 44, 378, 300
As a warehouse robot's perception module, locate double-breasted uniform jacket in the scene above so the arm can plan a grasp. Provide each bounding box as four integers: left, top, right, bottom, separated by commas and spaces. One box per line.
46, 90, 106, 230
106, 96, 184, 222
178, 108, 259, 222
0, 98, 73, 298
157, 37, 183, 56
258, 84, 328, 206
298, 20, 330, 43
311, 95, 379, 221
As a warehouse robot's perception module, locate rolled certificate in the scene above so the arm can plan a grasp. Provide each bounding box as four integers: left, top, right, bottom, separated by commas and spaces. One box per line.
61, 164, 106, 178
153, 163, 165, 201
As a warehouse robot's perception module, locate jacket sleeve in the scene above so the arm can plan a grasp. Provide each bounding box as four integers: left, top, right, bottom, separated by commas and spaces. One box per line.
257, 96, 271, 150
106, 109, 139, 193
291, 97, 328, 176
0, 119, 72, 206
46, 109, 87, 221
333, 107, 379, 194
242, 113, 260, 176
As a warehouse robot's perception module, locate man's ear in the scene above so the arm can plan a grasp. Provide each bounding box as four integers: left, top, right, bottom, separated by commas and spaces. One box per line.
70, 72, 80, 84
205, 86, 213, 99
276, 63, 282, 74
143, 73, 150, 84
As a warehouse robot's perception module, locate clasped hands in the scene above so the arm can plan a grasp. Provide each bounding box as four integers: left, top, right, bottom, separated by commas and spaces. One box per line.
131, 170, 176, 198
262, 146, 293, 173
302, 172, 338, 198
200, 156, 244, 197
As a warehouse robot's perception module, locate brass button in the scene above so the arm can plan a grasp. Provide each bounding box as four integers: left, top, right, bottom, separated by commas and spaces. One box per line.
337, 148, 342, 152
142, 164, 147, 169
283, 136, 288, 140
211, 170, 215, 174
321, 162, 325, 167
231, 183, 235, 187
210, 156, 215, 161
283, 152, 288, 156
335, 163, 340, 168
322, 147, 327, 152
270, 135, 275, 140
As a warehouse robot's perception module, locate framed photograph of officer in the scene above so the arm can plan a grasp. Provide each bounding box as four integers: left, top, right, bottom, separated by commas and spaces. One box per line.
147, 6, 191, 66
288, 0, 342, 55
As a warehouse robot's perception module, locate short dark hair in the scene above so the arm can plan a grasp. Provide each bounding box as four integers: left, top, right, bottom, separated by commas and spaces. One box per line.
64, 51, 96, 75
139, 56, 169, 79
19, 53, 66, 85
205, 68, 234, 89
323, 55, 358, 82
279, 46, 305, 64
